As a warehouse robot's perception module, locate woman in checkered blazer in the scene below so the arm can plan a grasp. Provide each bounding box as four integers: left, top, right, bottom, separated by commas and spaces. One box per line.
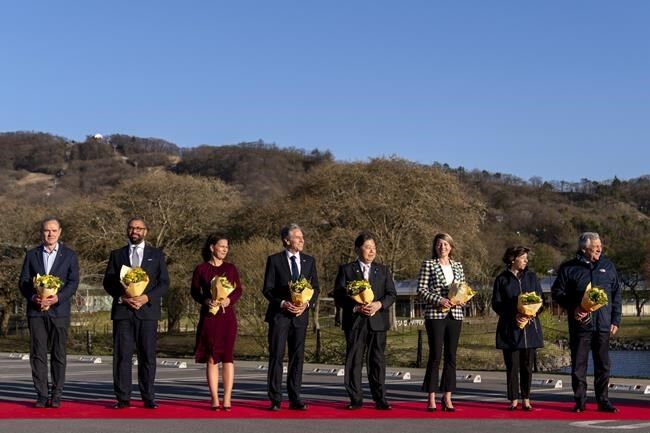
417, 233, 466, 412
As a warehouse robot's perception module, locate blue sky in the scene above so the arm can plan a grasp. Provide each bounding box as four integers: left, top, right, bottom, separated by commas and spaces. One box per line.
2, 1, 648, 182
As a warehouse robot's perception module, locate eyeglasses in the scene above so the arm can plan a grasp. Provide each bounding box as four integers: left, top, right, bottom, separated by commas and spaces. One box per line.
128, 226, 147, 232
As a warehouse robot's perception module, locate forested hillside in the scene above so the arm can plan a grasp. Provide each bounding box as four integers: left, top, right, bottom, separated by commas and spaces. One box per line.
1, 131, 648, 334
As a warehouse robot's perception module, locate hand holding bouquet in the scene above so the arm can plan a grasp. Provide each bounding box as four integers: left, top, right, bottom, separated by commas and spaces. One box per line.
347, 279, 376, 316
441, 281, 476, 312
516, 292, 543, 329
209, 276, 236, 315
33, 274, 62, 310
576, 283, 608, 324
289, 277, 314, 307
120, 265, 149, 298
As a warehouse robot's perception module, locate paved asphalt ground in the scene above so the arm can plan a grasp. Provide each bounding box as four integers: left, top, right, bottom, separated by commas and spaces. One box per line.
1, 352, 649, 433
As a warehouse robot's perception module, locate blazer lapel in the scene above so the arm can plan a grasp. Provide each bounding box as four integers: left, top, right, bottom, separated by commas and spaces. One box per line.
300, 255, 309, 279
354, 261, 363, 280
140, 245, 156, 272
451, 261, 462, 284
48, 248, 65, 276
121, 246, 131, 268
34, 248, 46, 275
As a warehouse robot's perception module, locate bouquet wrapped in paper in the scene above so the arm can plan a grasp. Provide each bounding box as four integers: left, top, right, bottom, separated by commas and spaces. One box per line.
441, 281, 476, 312
516, 292, 543, 329
33, 274, 62, 310
120, 265, 149, 298
580, 283, 608, 313
289, 277, 314, 307
209, 276, 236, 315
346, 280, 374, 305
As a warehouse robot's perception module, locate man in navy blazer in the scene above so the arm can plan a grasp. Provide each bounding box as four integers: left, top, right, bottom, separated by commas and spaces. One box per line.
103, 217, 169, 409
19, 217, 79, 408
262, 223, 320, 411
334, 231, 396, 410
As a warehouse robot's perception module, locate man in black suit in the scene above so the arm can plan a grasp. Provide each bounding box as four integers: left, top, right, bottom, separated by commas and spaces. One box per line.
103, 217, 169, 409
334, 231, 396, 410
262, 223, 320, 411
19, 217, 79, 408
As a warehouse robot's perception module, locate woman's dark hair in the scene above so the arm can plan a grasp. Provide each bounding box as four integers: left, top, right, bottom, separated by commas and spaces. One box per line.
354, 231, 376, 249
201, 233, 228, 262
431, 233, 455, 259
502, 246, 531, 266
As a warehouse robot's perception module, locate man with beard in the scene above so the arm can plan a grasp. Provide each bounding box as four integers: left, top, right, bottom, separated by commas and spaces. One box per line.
103, 217, 169, 409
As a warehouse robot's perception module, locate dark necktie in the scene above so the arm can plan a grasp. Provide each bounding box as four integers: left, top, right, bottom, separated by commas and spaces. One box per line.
290, 255, 300, 281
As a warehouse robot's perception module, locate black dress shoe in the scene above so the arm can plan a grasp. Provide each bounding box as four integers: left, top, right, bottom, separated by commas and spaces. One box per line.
289, 401, 308, 410
268, 402, 281, 411
508, 405, 518, 411
522, 405, 534, 412
598, 403, 619, 413
144, 401, 159, 409
34, 399, 47, 408
347, 402, 363, 410
427, 405, 437, 412
572, 403, 586, 413
49, 398, 61, 408
113, 401, 131, 409
375, 401, 392, 410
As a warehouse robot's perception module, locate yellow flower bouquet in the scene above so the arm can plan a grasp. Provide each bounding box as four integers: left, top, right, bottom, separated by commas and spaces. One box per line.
346, 280, 374, 304
289, 277, 314, 307
581, 283, 608, 312
209, 276, 236, 315
33, 274, 62, 310
441, 281, 476, 312
516, 292, 543, 329
120, 265, 149, 298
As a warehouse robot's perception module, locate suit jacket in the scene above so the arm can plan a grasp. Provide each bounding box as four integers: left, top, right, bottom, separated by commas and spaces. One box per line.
19, 243, 80, 318
333, 261, 396, 332
103, 244, 169, 321
262, 251, 320, 326
416, 258, 465, 320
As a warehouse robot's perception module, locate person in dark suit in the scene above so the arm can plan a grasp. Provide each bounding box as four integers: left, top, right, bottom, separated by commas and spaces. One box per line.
333, 231, 396, 410
552, 232, 621, 413
262, 223, 320, 411
19, 217, 79, 408
103, 217, 169, 409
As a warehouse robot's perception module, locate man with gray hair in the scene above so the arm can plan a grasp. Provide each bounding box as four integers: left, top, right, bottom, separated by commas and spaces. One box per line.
262, 223, 320, 411
552, 232, 622, 413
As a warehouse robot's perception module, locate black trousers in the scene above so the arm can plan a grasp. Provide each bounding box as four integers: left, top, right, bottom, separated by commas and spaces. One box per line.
28, 315, 70, 401
113, 317, 158, 403
569, 329, 611, 406
344, 319, 387, 404
422, 317, 462, 393
267, 317, 307, 404
502, 348, 535, 400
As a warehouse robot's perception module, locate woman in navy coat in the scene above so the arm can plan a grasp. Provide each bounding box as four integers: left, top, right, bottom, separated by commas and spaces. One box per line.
491, 246, 544, 411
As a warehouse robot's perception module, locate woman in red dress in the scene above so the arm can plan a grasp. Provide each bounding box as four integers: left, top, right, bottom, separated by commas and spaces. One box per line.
191, 233, 243, 410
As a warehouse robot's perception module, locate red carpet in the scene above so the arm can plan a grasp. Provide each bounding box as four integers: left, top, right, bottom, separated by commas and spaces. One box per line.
1, 400, 649, 419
